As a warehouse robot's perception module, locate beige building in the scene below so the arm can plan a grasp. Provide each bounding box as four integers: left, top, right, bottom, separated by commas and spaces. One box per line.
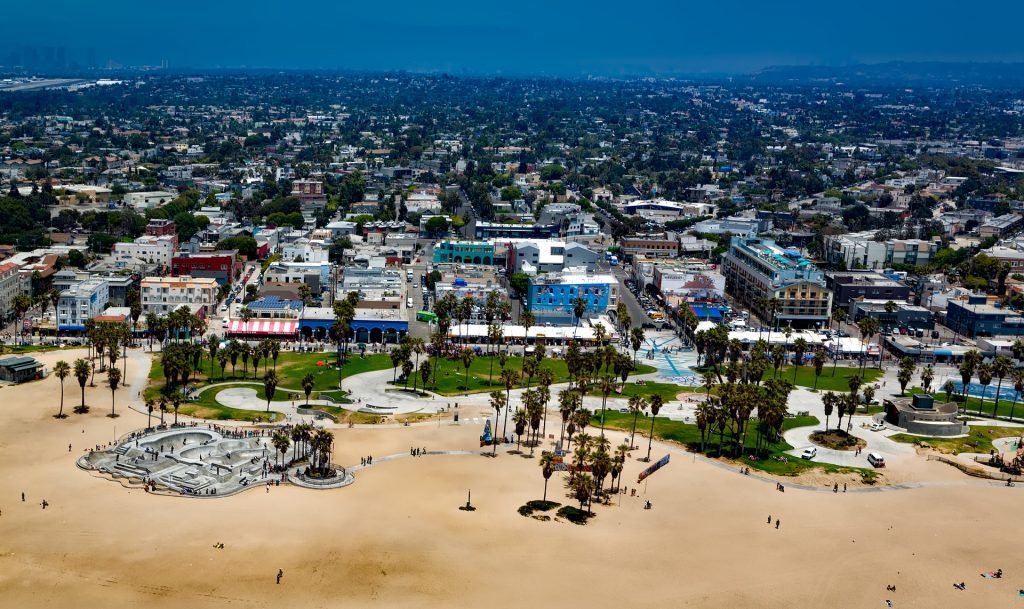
141, 276, 220, 317
0, 262, 24, 323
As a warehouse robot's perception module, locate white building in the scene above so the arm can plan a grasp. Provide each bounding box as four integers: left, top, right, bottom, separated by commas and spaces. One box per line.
111, 235, 176, 268
282, 238, 330, 263
140, 276, 220, 316
57, 279, 109, 331
0, 262, 24, 322
124, 191, 176, 210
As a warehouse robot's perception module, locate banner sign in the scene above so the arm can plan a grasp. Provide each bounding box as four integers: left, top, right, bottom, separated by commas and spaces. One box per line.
637, 454, 670, 483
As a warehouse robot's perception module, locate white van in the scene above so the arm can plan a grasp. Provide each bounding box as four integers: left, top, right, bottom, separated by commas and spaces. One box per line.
406, 297, 413, 308
867, 452, 886, 468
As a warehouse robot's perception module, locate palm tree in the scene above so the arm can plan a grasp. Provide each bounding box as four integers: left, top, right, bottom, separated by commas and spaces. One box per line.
572, 296, 587, 339
1010, 370, 1024, 422
263, 370, 278, 412
598, 375, 616, 437
217, 351, 228, 381
488, 390, 506, 456
695, 400, 713, 453
558, 389, 578, 448
627, 394, 647, 449
762, 297, 780, 344
630, 326, 644, 366
302, 373, 315, 405
53, 360, 70, 418
812, 347, 827, 390
644, 395, 663, 462
991, 355, 1012, 418
920, 364, 934, 394
976, 362, 993, 416
791, 337, 808, 383
272, 430, 290, 469
857, 317, 880, 371
252, 349, 263, 380
145, 399, 154, 428
571, 472, 595, 514
409, 337, 425, 391
106, 367, 122, 418
73, 358, 90, 413
500, 368, 519, 440
512, 407, 528, 452
519, 310, 535, 357
539, 452, 555, 502
821, 391, 836, 431
460, 347, 475, 391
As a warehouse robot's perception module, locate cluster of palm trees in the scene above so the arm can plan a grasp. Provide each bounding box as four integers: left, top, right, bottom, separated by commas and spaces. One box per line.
819, 375, 868, 435
50, 320, 135, 419
270, 423, 335, 476
543, 433, 629, 514
686, 339, 797, 457
955, 348, 1024, 419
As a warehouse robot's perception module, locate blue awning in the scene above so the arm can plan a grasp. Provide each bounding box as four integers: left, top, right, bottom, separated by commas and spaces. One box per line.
934, 349, 953, 356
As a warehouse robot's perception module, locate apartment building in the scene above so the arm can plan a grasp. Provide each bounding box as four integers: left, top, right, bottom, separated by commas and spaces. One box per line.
111, 235, 176, 268
824, 231, 940, 269
721, 237, 832, 328
526, 269, 617, 323
57, 279, 109, 332
0, 262, 24, 323
140, 276, 220, 317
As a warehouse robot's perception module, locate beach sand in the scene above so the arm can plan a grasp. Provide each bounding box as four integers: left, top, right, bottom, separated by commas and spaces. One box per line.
0, 348, 1019, 609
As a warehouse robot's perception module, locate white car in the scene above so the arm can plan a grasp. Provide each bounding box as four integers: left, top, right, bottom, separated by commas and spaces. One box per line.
870, 423, 885, 432
800, 447, 817, 460
219, 304, 228, 312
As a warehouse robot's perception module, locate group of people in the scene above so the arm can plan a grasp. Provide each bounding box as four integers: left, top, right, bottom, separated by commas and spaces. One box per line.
410, 447, 427, 456
767, 515, 780, 529
360, 455, 374, 466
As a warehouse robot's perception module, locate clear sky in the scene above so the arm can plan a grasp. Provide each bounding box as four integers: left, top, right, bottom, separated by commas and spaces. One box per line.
5, 0, 1024, 74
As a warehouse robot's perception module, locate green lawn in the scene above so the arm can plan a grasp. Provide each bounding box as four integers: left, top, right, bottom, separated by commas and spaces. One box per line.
594, 410, 876, 479
889, 425, 1018, 455
586, 381, 689, 402
399, 355, 656, 396
762, 364, 883, 392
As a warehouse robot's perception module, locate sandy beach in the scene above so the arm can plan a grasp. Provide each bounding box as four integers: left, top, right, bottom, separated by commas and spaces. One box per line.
0, 347, 1020, 609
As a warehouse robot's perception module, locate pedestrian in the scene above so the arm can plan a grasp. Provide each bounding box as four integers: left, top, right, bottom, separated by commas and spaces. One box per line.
775, 519, 780, 529
276, 569, 283, 584
767, 514, 772, 524
21, 492, 24, 502
68, 443, 71, 453
843, 483, 847, 493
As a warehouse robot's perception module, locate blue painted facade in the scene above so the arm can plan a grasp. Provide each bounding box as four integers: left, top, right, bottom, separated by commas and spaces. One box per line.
433, 241, 496, 265
527, 275, 613, 322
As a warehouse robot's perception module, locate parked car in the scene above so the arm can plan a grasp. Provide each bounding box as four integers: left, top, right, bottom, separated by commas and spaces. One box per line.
801, 447, 817, 460
870, 423, 885, 432
867, 452, 886, 467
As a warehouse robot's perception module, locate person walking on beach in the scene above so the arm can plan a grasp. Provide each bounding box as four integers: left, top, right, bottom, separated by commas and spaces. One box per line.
276, 569, 283, 584
775, 519, 780, 529
767, 514, 771, 524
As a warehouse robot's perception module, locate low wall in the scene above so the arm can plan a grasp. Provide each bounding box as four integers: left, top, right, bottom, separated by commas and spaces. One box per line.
296, 407, 338, 422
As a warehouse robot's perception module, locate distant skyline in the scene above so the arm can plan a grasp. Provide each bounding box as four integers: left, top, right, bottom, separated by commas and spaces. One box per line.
4, 0, 1024, 75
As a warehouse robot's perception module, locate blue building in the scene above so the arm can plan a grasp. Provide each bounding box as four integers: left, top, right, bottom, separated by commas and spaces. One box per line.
526, 271, 618, 323
946, 297, 1024, 338
474, 221, 559, 240
432, 240, 496, 265
298, 306, 408, 344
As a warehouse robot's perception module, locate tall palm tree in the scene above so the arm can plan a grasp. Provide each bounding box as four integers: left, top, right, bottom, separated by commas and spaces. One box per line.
73, 358, 90, 413
1010, 370, 1024, 422
500, 368, 519, 440
976, 362, 993, 416
537, 368, 554, 440
558, 389, 578, 448
539, 452, 555, 502
644, 395, 663, 462
630, 326, 645, 367
512, 407, 528, 452
263, 370, 278, 412
598, 375, 616, 437
519, 310, 535, 357
991, 355, 1012, 418
460, 347, 475, 391
627, 394, 647, 449
272, 430, 290, 469
488, 390, 506, 456
53, 360, 70, 418
571, 296, 587, 339
145, 399, 154, 428
106, 367, 121, 418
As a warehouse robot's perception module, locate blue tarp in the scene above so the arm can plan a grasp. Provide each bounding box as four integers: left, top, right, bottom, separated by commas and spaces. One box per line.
690, 305, 724, 320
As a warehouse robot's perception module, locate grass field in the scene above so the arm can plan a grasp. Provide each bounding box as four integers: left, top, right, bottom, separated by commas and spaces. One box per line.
762, 364, 883, 392
594, 410, 875, 479
586, 381, 690, 402
889, 425, 1020, 455
398, 355, 657, 396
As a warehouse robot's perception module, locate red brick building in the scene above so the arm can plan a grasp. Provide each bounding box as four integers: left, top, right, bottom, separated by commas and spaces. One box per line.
171, 251, 241, 286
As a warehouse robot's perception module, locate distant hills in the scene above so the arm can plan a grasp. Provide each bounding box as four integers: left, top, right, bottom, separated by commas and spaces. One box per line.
748, 61, 1024, 87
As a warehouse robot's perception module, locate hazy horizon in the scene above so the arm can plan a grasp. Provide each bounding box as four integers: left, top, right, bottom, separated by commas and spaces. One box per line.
3, 0, 1024, 75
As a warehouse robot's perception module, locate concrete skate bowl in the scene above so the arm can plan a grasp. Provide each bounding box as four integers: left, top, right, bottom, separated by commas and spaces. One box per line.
140, 429, 218, 452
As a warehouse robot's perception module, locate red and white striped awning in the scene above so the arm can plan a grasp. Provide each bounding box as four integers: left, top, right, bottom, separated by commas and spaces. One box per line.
228, 320, 299, 336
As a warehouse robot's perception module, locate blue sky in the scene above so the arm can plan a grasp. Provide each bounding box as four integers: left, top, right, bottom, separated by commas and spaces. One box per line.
5, 0, 1024, 74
